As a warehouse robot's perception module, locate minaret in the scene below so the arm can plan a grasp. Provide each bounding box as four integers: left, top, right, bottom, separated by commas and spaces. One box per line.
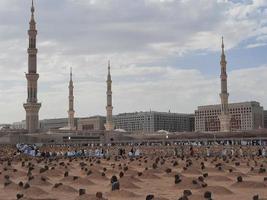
68, 68, 75, 130
104, 61, 115, 131
218, 37, 231, 132
23, 0, 41, 134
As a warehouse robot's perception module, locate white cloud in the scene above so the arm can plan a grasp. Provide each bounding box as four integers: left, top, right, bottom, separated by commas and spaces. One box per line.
246, 42, 267, 48
229, 65, 267, 103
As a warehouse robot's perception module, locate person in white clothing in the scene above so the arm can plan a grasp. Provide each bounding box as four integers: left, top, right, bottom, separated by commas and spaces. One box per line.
135, 148, 140, 157
239, 147, 243, 157
206, 147, 210, 157
231, 149, 235, 156
262, 147, 266, 157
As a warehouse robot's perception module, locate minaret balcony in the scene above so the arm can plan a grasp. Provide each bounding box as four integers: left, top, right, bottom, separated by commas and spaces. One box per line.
28, 48, 38, 54
220, 74, 227, 79
23, 102, 41, 111
220, 60, 227, 64
26, 73, 39, 81
28, 30, 37, 35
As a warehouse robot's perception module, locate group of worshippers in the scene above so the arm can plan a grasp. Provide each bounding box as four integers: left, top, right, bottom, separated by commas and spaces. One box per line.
16, 144, 38, 156
206, 146, 267, 157
117, 147, 141, 157
42, 148, 110, 158
16, 143, 110, 158
173, 145, 267, 158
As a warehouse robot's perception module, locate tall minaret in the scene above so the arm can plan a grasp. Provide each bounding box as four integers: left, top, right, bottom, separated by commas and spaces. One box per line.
104, 61, 115, 131
68, 68, 75, 130
23, 0, 41, 134
218, 37, 231, 132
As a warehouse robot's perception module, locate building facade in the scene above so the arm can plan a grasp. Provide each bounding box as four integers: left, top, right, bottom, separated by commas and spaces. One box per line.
77, 116, 106, 131
264, 110, 267, 129
12, 121, 26, 130
12, 118, 71, 131
23, 0, 41, 133
195, 101, 264, 132
113, 111, 194, 133
39, 118, 73, 131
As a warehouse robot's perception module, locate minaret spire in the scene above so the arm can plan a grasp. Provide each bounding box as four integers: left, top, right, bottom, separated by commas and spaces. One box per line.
218, 36, 231, 132
105, 61, 114, 131
68, 67, 75, 130
23, 0, 41, 133
221, 36, 226, 63
221, 36, 224, 52
107, 60, 111, 81
31, 0, 34, 13
70, 67, 73, 81
30, 0, 36, 29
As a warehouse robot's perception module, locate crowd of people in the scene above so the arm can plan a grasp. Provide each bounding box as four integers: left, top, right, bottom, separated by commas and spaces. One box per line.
14, 142, 267, 160
0, 140, 265, 200
203, 146, 267, 157
16, 144, 111, 158
16, 143, 143, 158
118, 147, 141, 157
170, 144, 267, 158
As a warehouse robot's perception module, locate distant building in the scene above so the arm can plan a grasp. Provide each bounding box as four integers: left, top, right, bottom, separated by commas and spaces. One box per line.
39, 118, 74, 131
12, 119, 68, 131
189, 115, 195, 132
0, 124, 11, 130
195, 101, 264, 132
12, 121, 26, 130
113, 111, 194, 133
264, 110, 267, 129
77, 116, 106, 131
13, 117, 105, 132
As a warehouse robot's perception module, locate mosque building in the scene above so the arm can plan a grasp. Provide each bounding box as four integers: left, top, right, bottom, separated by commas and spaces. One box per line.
195, 38, 264, 132
18, 1, 265, 134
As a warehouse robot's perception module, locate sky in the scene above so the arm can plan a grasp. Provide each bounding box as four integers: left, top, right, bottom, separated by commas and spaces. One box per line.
0, 0, 267, 123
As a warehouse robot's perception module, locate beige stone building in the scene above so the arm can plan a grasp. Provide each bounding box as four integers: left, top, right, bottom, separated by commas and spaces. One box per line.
195, 101, 264, 132
114, 111, 194, 133
264, 110, 267, 129
77, 116, 106, 131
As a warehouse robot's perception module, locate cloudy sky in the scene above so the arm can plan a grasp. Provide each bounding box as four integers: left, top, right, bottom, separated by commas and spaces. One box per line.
0, 0, 266, 123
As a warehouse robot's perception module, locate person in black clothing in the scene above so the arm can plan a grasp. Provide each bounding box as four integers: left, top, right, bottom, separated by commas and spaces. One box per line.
258, 148, 262, 156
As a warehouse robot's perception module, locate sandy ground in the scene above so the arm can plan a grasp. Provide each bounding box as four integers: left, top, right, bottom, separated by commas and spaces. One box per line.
1, 145, 267, 200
